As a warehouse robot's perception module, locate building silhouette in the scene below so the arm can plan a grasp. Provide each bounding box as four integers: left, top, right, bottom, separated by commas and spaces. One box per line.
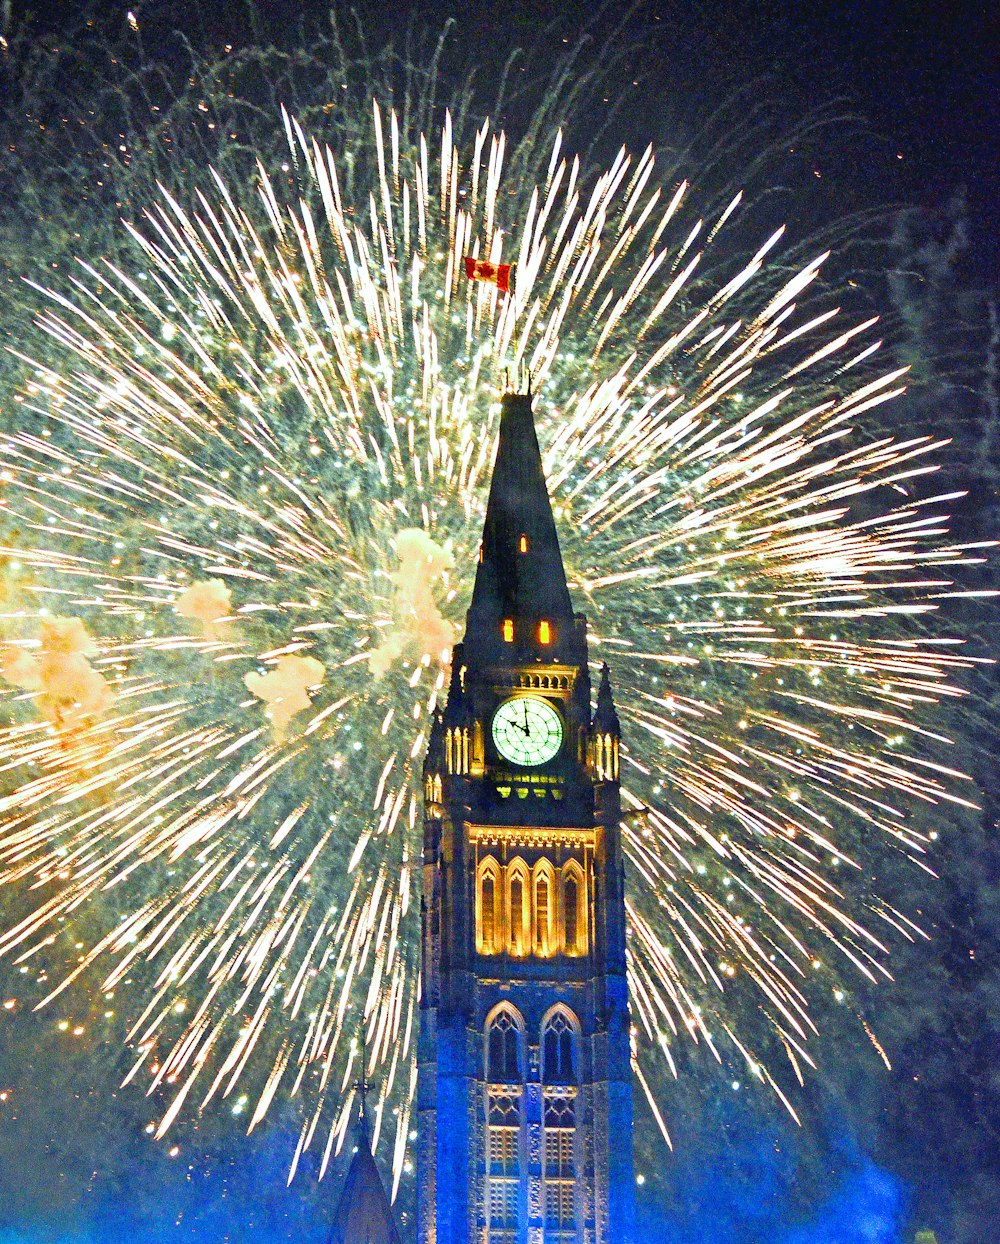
416, 383, 636, 1243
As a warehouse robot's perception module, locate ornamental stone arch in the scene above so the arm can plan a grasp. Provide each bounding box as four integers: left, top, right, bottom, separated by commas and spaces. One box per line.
476, 855, 502, 955
506, 856, 531, 957
484, 1001, 526, 1085
532, 858, 557, 958
560, 859, 588, 956
539, 1004, 581, 1085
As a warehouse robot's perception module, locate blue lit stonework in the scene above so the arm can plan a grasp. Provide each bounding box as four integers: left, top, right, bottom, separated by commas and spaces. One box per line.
418, 386, 635, 1243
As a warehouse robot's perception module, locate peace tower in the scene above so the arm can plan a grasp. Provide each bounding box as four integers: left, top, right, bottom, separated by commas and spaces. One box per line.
417, 383, 635, 1243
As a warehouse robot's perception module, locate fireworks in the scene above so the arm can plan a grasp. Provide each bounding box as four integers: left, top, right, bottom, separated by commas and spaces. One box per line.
0, 93, 984, 1191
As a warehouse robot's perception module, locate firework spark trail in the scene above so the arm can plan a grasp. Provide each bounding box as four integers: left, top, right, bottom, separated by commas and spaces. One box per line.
0, 99, 987, 1186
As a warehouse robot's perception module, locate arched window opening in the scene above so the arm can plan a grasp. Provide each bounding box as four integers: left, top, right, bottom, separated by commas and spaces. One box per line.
485, 1007, 524, 1243
532, 865, 554, 960
541, 1009, 579, 1242
508, 862, 529, 958
487, 1009, 522, 1084
561, 862, 588, 957
478, 859, 500, 956
542, 1011, 577, 1086
595, 731, 618, 782
482, 874, 496, 954
563, 873, 579, 956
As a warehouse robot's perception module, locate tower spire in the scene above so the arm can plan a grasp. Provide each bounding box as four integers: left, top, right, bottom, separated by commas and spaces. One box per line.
465, 389, 577, 663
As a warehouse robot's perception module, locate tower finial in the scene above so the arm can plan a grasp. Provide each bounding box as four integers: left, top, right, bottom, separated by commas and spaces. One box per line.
354, 1017, 371, 1144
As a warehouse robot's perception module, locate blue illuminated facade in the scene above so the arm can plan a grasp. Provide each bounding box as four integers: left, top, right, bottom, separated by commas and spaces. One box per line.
417, 386, 635, 1243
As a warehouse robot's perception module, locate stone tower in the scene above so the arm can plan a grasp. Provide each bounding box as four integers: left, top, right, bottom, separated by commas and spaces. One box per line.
417, 385, 635, 1243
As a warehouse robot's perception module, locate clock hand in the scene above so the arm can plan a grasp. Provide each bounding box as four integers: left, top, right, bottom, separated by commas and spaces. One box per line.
522, 703, 531, 737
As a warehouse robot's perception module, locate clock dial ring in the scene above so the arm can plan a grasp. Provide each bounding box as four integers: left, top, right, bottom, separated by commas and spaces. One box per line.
491, 695, 564, 767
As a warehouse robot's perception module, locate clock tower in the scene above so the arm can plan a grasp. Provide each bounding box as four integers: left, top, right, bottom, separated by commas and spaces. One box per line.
417, 384, 635, 1243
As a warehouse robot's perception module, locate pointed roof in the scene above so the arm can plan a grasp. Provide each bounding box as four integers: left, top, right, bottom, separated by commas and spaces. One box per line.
327, 1039, 400, 1244
327, 1142, 401, 1244
593, 663, 620, 735
465, 389, 576, 662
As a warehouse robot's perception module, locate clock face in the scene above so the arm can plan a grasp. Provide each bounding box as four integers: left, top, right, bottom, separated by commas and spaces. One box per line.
491, 696, 564, 767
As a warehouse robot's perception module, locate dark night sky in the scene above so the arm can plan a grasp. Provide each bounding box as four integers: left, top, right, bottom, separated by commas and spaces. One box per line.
0, 2, 997, 1242
360, 0, 998, 275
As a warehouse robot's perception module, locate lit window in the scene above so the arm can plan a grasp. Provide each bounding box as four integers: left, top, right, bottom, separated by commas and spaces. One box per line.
503, 619, 514, 643
539, 620, 551, 645
479, 544, 484, 563
519, 534, 528, 553
564, 875, 579, 955
509, 868, 528, 957
485, 1008, 525, 1239
542, 1011, 579, 1237
535, 872, 552, 957
478, 859, 501, 956
562, 865, 588, 957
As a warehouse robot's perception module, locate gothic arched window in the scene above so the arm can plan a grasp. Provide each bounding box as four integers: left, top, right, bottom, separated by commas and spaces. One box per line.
477, 857, 501, 956
562, 862, 588, 957
487, 1007, 523, 1084
485, 1006, 525, 1242
541, 1007, 580, 1241
507, 859, 530, 958
542, 1011, 577, 1085
533, 861, 555, 958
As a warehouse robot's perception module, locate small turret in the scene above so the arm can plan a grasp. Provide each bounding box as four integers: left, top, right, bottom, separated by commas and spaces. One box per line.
441, 644, 468, 726
423, 709, 445, 811
425, 708, 445, 774
591, 662, 620, 782
593, 663, 620, 734
441, 643, 473, 776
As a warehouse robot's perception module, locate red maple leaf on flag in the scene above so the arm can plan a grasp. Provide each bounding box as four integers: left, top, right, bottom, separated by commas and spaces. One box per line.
463, 256, 514, 293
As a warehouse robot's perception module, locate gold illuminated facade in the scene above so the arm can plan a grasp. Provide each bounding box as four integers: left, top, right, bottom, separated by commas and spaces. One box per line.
472, 835, 591, 960
417, 387, 635, 1244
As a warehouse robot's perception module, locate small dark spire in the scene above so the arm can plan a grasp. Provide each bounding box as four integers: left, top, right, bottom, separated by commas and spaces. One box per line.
354, 1018, 371, 1143
593, 662, 620, 735
442, 642, 471, 726
424, 707, 445, 774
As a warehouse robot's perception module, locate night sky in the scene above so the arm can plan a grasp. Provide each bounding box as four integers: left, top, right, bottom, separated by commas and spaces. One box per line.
0, 2, 996, 1242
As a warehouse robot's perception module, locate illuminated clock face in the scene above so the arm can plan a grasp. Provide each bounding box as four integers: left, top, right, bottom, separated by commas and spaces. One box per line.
491, 696, 564, 767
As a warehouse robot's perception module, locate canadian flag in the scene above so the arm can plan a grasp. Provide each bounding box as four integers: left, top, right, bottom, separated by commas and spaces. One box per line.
463, 256, 514, 293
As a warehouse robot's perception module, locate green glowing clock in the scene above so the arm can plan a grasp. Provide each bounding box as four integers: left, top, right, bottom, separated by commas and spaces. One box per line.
491, 696, 564, 767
